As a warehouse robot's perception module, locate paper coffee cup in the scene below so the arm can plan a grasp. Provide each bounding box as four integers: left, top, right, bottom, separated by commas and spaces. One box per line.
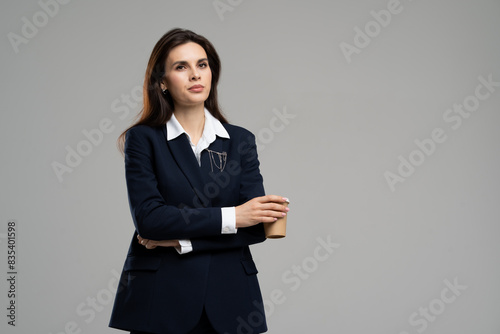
264, 199, 289, 239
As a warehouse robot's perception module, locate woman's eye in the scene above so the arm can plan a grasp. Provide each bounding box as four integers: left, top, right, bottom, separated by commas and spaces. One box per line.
176, 65, 186, 70
199, 63, 208, 68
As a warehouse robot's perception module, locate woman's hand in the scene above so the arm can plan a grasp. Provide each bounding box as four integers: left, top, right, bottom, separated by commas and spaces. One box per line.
235, 195, 289, 228
137, 235, 180, 249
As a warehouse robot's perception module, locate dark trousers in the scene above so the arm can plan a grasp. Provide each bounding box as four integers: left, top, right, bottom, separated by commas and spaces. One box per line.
130, 307, 218, 334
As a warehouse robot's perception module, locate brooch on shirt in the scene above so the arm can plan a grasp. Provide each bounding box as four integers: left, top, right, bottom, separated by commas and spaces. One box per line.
206, 149, 227, 172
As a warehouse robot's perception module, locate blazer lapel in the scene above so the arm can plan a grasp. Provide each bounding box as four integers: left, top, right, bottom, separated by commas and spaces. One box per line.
162, 126, 209, 207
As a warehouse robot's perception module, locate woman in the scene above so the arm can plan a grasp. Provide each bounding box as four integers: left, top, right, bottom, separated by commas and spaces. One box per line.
109, 28, 289, 334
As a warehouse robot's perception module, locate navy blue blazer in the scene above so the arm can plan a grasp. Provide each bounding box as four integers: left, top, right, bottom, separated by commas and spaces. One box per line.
109, 123, 268, 334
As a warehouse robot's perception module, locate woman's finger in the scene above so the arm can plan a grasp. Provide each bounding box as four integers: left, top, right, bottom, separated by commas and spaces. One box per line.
259, 195, 288, 203
261, 209, 287, 218
138, 236, 151, 246
260, 202, 289, 212
145, 242, 157, 249
260, 216, 279, 223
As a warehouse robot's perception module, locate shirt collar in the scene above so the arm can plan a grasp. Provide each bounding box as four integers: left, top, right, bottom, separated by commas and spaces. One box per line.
166, 108, 229, 142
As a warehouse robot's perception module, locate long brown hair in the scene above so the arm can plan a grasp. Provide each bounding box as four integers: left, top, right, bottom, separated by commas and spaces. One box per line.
117, 28, 228, 152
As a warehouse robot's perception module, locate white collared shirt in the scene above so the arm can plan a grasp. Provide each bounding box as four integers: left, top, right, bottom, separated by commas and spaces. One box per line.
166, 108, 236, 254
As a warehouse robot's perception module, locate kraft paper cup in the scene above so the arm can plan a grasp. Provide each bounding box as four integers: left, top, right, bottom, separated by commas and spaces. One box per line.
264, 199, 289, 239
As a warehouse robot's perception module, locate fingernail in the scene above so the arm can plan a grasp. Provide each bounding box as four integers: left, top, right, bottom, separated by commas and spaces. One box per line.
282, 212, 286, 216
285, 207, 290, 211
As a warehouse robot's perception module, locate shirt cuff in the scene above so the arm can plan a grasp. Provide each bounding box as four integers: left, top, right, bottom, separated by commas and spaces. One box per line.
221, 207, 237, 234
175, 239, 193, 254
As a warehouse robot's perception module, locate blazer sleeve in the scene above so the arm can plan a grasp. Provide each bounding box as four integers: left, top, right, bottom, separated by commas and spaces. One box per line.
125, 126, 223, 240
190, 131, 267, 252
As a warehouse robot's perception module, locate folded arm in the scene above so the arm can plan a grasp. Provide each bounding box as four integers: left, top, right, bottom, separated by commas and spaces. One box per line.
125, 127, 224, 240
129, 128, 288, 252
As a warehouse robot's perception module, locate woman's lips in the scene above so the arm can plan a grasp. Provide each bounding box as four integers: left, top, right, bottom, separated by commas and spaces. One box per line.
188, 85, 204, 92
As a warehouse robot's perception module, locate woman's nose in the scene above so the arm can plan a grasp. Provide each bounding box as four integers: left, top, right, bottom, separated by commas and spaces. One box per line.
190, 69, 200, 80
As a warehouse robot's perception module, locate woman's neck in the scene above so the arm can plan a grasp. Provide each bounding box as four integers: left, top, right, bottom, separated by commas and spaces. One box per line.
173, 104, 205, 146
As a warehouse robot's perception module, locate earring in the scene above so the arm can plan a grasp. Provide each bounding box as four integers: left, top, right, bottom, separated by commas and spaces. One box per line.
162, 88, 168, 95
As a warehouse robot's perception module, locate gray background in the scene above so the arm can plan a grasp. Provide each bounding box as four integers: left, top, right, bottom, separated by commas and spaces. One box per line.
1, 0, 499, 333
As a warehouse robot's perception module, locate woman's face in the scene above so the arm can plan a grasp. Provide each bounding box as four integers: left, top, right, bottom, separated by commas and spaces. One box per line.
162, 42, 212, 110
